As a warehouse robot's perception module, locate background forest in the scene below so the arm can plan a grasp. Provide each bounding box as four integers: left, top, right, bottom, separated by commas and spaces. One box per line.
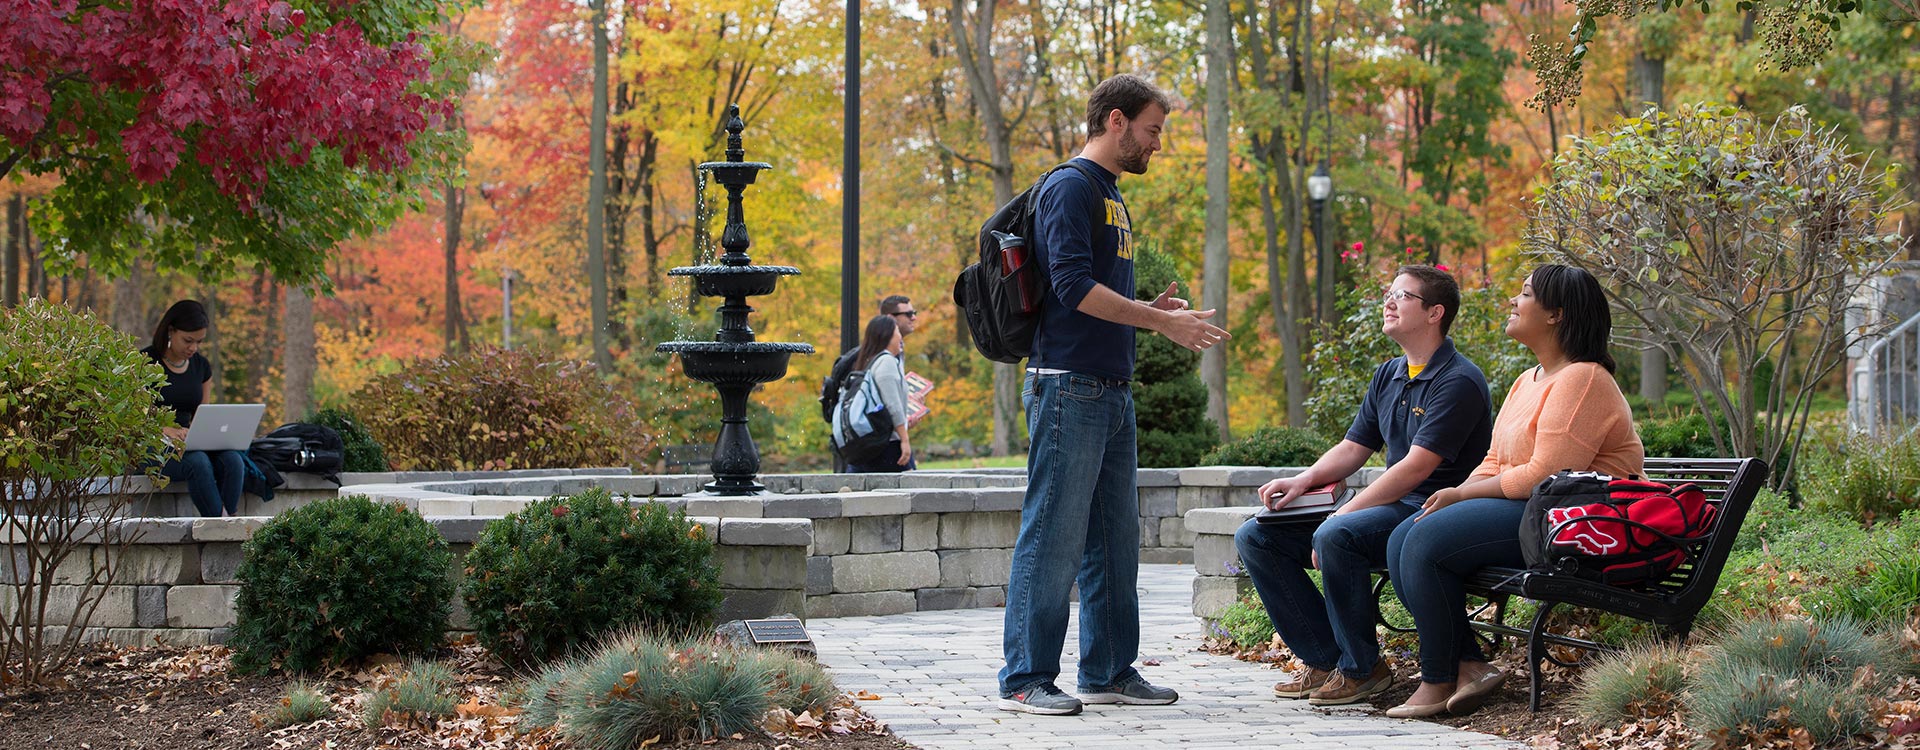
3, 0, 1914, 470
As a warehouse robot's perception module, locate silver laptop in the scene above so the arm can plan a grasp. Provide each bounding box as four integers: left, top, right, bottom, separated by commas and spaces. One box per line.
182, 404, 265, 452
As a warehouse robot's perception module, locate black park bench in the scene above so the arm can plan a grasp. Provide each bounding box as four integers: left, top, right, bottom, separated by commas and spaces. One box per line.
1372, 456, 1771, 711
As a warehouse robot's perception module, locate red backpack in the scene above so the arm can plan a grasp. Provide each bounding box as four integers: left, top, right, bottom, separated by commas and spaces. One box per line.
1518, 470, 1716, 586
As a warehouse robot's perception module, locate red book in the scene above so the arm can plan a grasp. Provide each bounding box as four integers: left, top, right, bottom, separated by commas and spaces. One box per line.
1254, 481, 1347, 524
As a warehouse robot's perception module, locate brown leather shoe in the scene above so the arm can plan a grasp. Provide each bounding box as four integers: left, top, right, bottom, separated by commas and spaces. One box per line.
1271, 667, 1332, 699
1307, 661, 1393, 706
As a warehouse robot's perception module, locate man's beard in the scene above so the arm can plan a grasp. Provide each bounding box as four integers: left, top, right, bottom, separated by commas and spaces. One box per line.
1117, 128, 1151, 174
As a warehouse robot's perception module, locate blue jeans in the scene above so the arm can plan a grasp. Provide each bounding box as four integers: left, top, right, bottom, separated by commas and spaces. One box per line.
162, 450, 246, 517
1234, 495, 1423, 678
1385, 496, 1526, 683
1000, 372, 1140, 696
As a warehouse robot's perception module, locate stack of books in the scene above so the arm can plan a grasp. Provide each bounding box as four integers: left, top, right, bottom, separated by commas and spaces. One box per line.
1253, 481, 1348, 525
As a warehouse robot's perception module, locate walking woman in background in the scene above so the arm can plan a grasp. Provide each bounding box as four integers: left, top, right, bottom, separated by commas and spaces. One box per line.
143, 300, 246, 517
840, 314, 913, 472
1384, 265, 1644, 718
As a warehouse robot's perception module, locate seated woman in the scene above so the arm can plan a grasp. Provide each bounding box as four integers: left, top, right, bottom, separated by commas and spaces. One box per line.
835, 314, 913, 473
1384, 264, 1644, 718
143, 300, 247, 517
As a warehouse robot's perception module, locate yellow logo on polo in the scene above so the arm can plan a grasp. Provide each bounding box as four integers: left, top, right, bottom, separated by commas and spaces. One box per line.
1106, 198, 1134, 260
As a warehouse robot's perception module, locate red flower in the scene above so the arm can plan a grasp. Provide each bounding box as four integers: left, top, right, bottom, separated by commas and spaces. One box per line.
1351, 242, 1364, 252
1436, 264, 1451, 272
553, 505, 570, 518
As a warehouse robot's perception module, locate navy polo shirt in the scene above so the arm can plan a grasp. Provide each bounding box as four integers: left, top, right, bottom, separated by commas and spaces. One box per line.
1344, 338, 1493, 497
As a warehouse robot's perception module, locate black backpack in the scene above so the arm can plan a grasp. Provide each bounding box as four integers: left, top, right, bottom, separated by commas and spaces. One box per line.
818, 348, 860, 423
953, 161, 1097, 363
249, 423, 346, 485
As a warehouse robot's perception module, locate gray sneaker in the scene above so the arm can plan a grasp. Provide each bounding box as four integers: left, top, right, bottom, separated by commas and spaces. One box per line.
998, 684, 1084, 715
1078, 677, 1179, 705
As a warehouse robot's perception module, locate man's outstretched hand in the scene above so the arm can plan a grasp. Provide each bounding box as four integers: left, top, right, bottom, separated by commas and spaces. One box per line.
1159, 307, 1228, 352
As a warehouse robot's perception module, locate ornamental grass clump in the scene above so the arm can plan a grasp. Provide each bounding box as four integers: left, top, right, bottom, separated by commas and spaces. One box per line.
261, 681, 333, 728
513, 631, 837, 747
228, 495, 453, 674
1684, 616, 1896, 746
362, 661, 459, 728
1572, 641, 1689, 723
462, 489, 721, 666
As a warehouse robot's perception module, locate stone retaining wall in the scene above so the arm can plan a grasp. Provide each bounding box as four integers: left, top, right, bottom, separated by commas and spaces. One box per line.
1182, 469, 1385, 621
16, 463, 1370, 645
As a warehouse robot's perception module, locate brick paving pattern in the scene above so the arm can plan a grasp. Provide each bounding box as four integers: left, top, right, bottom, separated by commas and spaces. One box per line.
808, 564, 1525, 749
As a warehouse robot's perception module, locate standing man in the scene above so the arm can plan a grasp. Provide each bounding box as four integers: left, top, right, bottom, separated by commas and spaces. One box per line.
881, 295, 918, 338
998, 74, 1228, 716
1233, 265, 1492, 706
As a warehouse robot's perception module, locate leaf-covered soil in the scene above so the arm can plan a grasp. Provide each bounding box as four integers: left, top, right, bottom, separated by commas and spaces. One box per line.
0, 640, 915, 750
1207, 635, 1920, 749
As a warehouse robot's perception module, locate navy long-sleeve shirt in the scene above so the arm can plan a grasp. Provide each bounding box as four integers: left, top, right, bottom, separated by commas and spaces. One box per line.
1030, 158, 1136, 381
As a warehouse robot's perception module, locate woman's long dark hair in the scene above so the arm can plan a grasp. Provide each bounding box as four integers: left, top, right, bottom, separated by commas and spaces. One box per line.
149, 300, 210, 356
1529, 264, 1616, 373
852, 314, 898, 372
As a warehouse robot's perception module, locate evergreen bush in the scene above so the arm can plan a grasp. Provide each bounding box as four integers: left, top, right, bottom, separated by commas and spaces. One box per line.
356, 347, 650, 471
229, 495, 453, 674
306, 406, 389, 473
1133, 244, 1218, 467
1201, 426, 1330, 467
462, 489, 722, 666
1637, 411, 1725, 458
514, 631, 837, 746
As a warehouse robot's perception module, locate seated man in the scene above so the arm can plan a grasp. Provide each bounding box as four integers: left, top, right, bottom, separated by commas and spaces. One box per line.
1233, 264, 1493, 705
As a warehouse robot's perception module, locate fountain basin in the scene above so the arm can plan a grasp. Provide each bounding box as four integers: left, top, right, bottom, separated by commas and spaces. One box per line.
656, 341, 815, 385
668, 265, 800, 297
700, 161, 772, 185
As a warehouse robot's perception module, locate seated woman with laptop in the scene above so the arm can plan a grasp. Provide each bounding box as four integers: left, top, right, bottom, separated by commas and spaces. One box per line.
143, 300, 262, 517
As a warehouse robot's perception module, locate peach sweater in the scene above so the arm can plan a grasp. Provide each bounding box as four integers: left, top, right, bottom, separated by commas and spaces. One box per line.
1472, 361, 1645, 498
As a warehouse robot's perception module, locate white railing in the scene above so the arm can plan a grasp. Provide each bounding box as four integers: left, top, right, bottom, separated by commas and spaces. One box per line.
1855, 309, 1920, 439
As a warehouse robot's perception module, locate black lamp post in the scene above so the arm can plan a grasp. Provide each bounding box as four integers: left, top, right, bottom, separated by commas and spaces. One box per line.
1307, 160, 1334, 322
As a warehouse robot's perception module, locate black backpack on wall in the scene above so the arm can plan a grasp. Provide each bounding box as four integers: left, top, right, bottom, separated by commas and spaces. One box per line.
249, 423, 346, 484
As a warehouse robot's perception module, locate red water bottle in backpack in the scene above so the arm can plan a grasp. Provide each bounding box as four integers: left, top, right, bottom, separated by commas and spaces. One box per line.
991, 230, 1038, 314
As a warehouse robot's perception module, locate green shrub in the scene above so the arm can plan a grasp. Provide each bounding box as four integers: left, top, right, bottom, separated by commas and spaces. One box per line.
1571, 641, 1688, 723
356, 347, 650, 471
1686, 661, 1874, 746
1637, 411, 1726, 458
1201, 426, 1331, 467
1133, 245, 1218, 468
0, 300, 176, 686
1811, 548, 1920, 627
306, 407, 388, 473
1209, 595, 1276, 649
462, 489, 722, 666
362, 661, 459, 728
229, 496, 454, 674
262, 681, 333, 728
514, 631, 837, 746
1800, 432, 1920, 523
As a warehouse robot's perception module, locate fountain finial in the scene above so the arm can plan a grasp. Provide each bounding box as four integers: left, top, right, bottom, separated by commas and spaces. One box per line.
725, 104, 745, 162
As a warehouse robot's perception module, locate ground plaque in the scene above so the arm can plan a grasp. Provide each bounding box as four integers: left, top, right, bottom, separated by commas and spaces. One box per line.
744, 617, 810, 644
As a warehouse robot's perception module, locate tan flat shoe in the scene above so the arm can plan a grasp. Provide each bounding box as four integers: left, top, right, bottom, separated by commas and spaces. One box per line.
1384, 696, 1450, 718
1445, 667, 1508, 714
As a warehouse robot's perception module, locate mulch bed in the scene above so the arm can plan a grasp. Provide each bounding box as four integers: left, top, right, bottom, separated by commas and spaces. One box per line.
0, 640, 915, 750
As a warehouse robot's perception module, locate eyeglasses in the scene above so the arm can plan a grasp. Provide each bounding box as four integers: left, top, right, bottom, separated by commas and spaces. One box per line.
1381, 290, 1427, 305
892, 311, 918, 319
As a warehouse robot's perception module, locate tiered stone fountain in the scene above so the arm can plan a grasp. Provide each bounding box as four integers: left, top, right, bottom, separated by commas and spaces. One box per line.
656, 105, 814, 495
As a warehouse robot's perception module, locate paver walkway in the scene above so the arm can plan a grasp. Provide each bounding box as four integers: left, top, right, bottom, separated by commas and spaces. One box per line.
808, 564, 1527, 750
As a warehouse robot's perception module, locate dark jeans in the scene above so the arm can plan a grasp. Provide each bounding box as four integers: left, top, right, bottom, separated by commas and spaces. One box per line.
162, 450, 247, 517
1385, 496, 1527, 683
1000, 372, 1140, 696
847, 441, 914, 473
1233, 495, 1423, 678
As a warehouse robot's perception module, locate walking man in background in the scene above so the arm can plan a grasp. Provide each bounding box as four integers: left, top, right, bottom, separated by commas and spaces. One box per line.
998, 74, 1228, 716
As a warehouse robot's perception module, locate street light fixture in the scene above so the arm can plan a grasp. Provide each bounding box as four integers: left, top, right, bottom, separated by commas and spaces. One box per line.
1308, 161, 1335, 322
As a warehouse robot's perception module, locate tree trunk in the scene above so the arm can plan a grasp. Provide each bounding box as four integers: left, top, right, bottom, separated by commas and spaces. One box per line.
950, 0, 1022, 457
282, 285, 316, 422
202, 288, 223, 399
3, 195, 20, 307
443, 180, 467, 354
585, 0, 613, 372
111, 261, 146, 338
637, 132, 662, 299
1634, 52, 1670, 405
1200, 0, 1233, 442
607, 80, 632, 350
251, 273, 281, 405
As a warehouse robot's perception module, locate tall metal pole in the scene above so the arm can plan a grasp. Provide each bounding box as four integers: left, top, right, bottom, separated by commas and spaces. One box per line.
840, 0, 861, 354
586, 0, 612, 371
